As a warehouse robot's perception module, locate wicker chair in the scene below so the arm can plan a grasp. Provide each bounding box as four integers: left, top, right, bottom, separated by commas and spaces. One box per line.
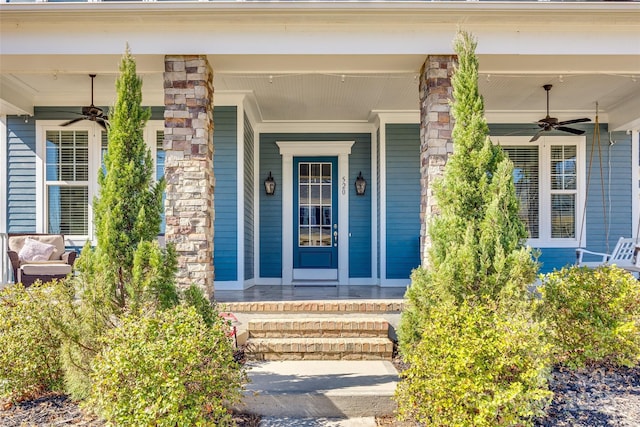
7, 233, 76, 286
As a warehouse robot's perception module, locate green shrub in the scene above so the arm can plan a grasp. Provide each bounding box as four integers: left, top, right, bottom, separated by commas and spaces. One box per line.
0, 282, 65, 400
538, 265, 640, 368
182, 283, 217, 327
396, 299, 552, 427
88, 305, 245, 426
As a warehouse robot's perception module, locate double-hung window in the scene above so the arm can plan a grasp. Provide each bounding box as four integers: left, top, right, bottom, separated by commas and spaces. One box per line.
37, 120, 165, 246
495, 136, 585, 247
44, 129, 90, 238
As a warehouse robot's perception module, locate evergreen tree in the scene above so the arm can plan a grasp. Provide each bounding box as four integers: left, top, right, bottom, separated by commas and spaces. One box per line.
396, 33, 550, 425
399, 31, 538, 351
60, 48, 178, 398
80, 46, 177, 312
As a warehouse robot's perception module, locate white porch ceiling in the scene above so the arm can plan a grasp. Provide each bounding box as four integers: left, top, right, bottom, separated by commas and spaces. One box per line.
2, 53, 638, 129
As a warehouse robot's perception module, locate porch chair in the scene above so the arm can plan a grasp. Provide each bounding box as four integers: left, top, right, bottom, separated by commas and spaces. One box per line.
7, 233, 77, 287
576, 237, 640, 274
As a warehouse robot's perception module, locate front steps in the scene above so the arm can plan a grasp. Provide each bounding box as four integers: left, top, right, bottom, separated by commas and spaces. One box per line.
247, 317, 393, 360
223, 300, 403, 361
223, 299, 405, 418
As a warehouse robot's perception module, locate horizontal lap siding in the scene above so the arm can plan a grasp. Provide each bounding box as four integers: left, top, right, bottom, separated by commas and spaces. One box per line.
584, 129, 632, 255
490, 123, 633, 273
7, 117, 36, 232
213, 107, 238, 282
244, 115, 255, 281
385, 124, 420, 279
259, 134, 283, 278
348, 135, 371, 278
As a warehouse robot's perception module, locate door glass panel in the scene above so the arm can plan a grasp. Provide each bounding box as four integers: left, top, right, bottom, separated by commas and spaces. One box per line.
299, 162, 332, 247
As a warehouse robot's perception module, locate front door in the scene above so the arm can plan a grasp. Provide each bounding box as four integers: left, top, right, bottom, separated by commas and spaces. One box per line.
293, 157, 338, 280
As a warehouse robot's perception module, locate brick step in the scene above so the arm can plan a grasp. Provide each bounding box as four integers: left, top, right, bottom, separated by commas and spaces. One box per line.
248, 317, 389, 338
246, 337, 394, 361
222, 299, 404, 314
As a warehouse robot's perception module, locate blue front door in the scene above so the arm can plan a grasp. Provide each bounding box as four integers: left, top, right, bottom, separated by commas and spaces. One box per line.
293, 157, 338, 270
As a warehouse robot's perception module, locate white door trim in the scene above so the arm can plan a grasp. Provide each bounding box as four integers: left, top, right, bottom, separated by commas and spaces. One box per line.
277, 141, 354, 285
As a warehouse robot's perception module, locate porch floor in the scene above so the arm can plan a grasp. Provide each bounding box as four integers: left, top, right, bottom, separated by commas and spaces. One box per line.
214, 285, 407, 303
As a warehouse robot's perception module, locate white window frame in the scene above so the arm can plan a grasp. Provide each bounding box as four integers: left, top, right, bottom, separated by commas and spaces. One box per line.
492, 135, 586, 248
36, 120, 164, 247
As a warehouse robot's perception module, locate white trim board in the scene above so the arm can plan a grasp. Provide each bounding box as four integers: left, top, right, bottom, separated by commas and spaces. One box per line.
277, 140, 354, 286
0, 115, 7, 233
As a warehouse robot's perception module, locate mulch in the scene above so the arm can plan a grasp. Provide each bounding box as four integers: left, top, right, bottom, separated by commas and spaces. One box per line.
0, 394, 261, 427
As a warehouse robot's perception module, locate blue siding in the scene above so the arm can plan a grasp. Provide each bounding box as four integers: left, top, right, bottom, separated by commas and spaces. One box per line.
385, 124, 421, 279
490, 123, 633, 273
213, 107, 238, 282
243, 115, 255, 281
258, 135, 283, 278
259, 133, 372, 279
6, 117, 37, 232
349, 135, 372, 278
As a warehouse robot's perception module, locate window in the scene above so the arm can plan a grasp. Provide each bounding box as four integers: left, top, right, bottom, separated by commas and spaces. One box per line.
45, 129, 89, 236
497, 136, 585, 247
37, 121, 165, 245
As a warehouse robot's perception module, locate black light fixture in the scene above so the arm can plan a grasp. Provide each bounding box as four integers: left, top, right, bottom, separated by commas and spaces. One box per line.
355, 171, 366, 196
264, 171, 276, 196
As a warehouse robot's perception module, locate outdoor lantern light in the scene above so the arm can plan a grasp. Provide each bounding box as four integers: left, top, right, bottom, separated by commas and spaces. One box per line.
264, 171, 276, 196
355, 171, 367, 196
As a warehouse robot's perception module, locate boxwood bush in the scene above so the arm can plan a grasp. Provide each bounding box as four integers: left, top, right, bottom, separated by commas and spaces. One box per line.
396, 299, 552, 427
0, 282, 64, 400
538, 265, 640, 368
88, 305, 245, 426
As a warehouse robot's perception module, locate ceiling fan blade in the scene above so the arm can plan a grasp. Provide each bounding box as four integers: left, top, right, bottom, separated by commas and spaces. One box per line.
557, 118, 590, 126
96, 118, 109, 130
61, 117, 86, 127
529, 131, 544, 142
557, 126, 585, 136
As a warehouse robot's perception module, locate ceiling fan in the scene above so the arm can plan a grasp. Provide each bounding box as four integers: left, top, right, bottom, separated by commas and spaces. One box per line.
529, 84, 590, 142
61, 74, 109, 130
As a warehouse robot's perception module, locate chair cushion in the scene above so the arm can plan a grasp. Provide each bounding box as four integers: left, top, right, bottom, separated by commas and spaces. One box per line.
20, 263, 72, 276
8, 235, 65, 261
18, 238, 56, 262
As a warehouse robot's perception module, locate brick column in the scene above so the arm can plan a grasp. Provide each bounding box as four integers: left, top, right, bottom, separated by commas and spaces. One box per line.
419, 55, 456, 268
163, 55, 215, 297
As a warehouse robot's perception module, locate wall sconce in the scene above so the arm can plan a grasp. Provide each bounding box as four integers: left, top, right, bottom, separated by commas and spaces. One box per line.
264, 171, 276, 196
355, 171, 366, 196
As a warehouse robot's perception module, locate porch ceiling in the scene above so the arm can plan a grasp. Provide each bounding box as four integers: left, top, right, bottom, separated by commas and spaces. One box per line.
2, 52, 638, 130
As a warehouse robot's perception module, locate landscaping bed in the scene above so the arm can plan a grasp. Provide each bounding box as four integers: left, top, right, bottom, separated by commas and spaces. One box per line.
2, 363, 638, 426
376, 362, 640, 427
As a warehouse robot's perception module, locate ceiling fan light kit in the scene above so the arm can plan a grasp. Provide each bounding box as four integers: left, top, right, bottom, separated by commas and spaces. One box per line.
529, 84, 590, 142
61, 74, 109, 130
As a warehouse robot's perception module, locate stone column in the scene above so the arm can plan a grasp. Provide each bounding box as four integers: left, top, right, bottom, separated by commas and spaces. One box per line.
419, 55, 456, 268
163, 55, 215, 297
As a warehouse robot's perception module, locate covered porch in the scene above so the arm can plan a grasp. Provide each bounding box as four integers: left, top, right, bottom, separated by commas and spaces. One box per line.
1, 2, 639, 295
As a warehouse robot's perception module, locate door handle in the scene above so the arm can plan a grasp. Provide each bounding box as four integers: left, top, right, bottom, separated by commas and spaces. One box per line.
333, 224, 338, 247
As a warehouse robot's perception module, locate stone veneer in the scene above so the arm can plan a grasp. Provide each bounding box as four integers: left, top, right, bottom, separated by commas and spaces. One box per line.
163, 55, 215, 296
419, 55, 456, 268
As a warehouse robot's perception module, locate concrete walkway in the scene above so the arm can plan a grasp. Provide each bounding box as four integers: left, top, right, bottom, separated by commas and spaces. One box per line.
259, 416, 377, 426
239, 360, 398, 419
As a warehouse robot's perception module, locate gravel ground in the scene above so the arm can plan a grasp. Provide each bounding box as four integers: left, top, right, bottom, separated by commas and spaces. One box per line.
1, 363, 638, 427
